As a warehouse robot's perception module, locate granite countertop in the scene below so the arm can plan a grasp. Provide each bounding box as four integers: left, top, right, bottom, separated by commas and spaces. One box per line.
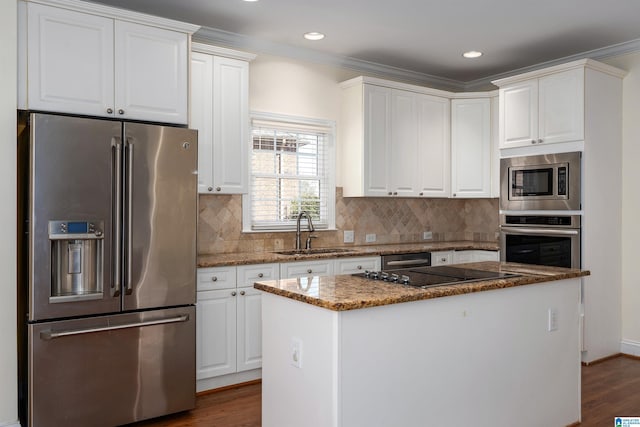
254, 261, 590, 311
197, 240, 500, 268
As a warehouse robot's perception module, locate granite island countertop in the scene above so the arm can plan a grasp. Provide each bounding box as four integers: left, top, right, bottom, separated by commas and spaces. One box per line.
254, 261, 590, 311
197, 240, 500, 268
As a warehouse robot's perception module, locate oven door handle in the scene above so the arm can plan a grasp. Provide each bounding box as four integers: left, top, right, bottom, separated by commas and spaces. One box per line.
386, 258, 432, 267
500, 227, 579, 236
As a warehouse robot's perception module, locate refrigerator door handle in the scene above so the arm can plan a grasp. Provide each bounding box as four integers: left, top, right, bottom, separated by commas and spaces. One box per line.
111, 137, 122, 297
125, 137, 134, 295
39, 314, 190, 340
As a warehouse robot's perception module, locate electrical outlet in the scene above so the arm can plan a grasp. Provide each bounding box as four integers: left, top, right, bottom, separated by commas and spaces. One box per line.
290, 338, 302, 368
547, 308, 558, 332
365, 233, 376, 243
343, 230, 354, 243
423, 231, 433, 240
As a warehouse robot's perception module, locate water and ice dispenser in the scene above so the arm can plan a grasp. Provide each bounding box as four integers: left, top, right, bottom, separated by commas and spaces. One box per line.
49, 221, 104, 302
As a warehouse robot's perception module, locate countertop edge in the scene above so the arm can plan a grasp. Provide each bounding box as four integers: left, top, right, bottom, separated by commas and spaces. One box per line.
254, 263, 590, 311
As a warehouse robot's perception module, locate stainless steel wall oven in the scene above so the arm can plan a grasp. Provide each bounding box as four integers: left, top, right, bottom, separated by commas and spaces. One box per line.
500, 214, 581, 269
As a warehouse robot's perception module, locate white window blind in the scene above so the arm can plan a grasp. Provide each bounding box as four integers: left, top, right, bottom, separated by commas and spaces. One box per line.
244, 112, 335, 231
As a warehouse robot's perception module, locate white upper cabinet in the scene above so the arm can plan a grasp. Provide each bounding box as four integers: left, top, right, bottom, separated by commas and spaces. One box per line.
19, 0, 198, 124
497, 67, 584, 149
416, 94, 451, 198
114, 21, 188, 123
190, 44, 254, 194
451, 98, 491, 198
363, 84, 392, 196
24, 3, 114, 117
340, 77, 451, 198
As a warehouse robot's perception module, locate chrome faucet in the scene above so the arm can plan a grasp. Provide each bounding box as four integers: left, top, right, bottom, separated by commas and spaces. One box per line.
295, 211, 316, 251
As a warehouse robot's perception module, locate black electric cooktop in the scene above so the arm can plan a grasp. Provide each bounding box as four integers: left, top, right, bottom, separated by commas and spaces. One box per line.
353, 265, 520, 289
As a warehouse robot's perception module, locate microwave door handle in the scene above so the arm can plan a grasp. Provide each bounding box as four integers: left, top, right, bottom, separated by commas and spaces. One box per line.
501, 227, 579, 236
111, 137, 122, 297
125, 138, 134, 295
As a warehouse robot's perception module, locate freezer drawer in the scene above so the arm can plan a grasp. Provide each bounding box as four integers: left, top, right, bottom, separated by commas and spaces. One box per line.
27, 306, 195, 427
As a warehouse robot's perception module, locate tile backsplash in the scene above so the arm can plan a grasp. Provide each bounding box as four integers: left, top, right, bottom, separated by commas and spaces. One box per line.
198, 188, 499, 255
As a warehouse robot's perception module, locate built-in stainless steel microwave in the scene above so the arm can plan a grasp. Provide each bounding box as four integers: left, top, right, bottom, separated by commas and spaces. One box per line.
500, 152, 581, 211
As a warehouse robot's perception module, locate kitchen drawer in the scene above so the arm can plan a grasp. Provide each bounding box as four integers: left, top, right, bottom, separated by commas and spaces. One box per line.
334, 256, 381, 275
280, 260, 334, 279
237, 263, 279, 286
197, 266, 237, 291
431, 251, 453, 266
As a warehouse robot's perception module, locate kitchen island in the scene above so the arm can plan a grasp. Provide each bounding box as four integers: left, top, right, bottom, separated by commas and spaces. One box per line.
255, 262, 589, 427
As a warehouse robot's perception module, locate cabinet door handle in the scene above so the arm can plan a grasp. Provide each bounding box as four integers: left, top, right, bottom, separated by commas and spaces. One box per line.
118, 109, 125, 115
231, 291, 237, 296
307, 269, 312, 274
216, 187, 221, 192
106, 108, 113, 114
207, 186, 213, 192
240, 290, 246, 296
258, 273, 264, 278
211, 276, 218, 282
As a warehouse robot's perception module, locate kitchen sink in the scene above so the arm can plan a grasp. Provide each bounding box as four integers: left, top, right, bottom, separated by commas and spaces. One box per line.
275, 248, 355, 256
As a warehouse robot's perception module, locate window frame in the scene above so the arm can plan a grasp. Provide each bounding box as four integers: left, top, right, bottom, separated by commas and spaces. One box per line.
242, 111, 336, 232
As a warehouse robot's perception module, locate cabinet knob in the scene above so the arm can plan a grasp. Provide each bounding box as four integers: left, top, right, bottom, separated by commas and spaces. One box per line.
211, 276, 218, 282
258, 273, 264, 278
216, 187, 221, 192
531, 139, 537, 144
388, 192, 392, 196
441, 257, 447, 262
538, 139, 543, 144
231, 291, 237, 296
118, 109, 125, 115
307, 269, 312, 274
357, 265, 362, 270
106, 108, 113, 114
240, 290, 246, 296
393, 192, 398, 195
419, 192, 424, 196
453, 193, 457, 197
207, 187, 213, 192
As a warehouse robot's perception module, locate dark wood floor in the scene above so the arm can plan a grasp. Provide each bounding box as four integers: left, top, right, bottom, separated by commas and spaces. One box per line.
132, 355, 640, 427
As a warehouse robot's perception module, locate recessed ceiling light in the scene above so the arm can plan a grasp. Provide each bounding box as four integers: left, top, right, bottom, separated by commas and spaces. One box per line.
463, 50, 483, 59
243, 0, 259, 2
304, 32, 325, 41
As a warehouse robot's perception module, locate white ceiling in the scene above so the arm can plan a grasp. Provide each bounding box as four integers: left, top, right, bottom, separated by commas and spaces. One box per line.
91, 0, 640, 89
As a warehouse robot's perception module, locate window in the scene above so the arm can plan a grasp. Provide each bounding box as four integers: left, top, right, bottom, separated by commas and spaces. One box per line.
243, 112, 335, 231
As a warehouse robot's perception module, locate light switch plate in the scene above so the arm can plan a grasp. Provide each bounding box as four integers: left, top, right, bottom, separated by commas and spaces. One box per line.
290, 338, 302, 368
423, 231, 433, 240
365, 233, 376, 243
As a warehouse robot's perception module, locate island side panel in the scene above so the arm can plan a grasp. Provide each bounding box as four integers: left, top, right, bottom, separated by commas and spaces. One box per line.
339, 278, 581, 427
261, 292, 340, 427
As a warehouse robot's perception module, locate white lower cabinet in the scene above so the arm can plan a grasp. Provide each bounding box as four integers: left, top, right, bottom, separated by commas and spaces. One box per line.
196, 288, 237, 379
431, 251, 454, 266
196, 263, 278, 390
334, 256, 381, 274
280, 260, 334, 279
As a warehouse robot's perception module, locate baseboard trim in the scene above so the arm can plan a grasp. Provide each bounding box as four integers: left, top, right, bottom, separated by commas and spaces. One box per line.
621, 339, 640, 357
582, 353, 622, 366
196, 378, 261, 397
196, 368, 261, 393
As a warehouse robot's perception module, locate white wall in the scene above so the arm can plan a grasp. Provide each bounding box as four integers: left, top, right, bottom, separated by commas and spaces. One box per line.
0, 0, 18, 425
249, 54, 359, 185
604, 52, 640, 354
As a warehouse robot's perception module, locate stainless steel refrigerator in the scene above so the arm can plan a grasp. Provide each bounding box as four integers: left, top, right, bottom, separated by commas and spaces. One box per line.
17, 112, 198, 426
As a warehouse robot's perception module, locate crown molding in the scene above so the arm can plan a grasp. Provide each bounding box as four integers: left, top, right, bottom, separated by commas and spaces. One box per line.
195, 26, 640, 92
466, 38, 640, 91
193, 26, 466, 91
